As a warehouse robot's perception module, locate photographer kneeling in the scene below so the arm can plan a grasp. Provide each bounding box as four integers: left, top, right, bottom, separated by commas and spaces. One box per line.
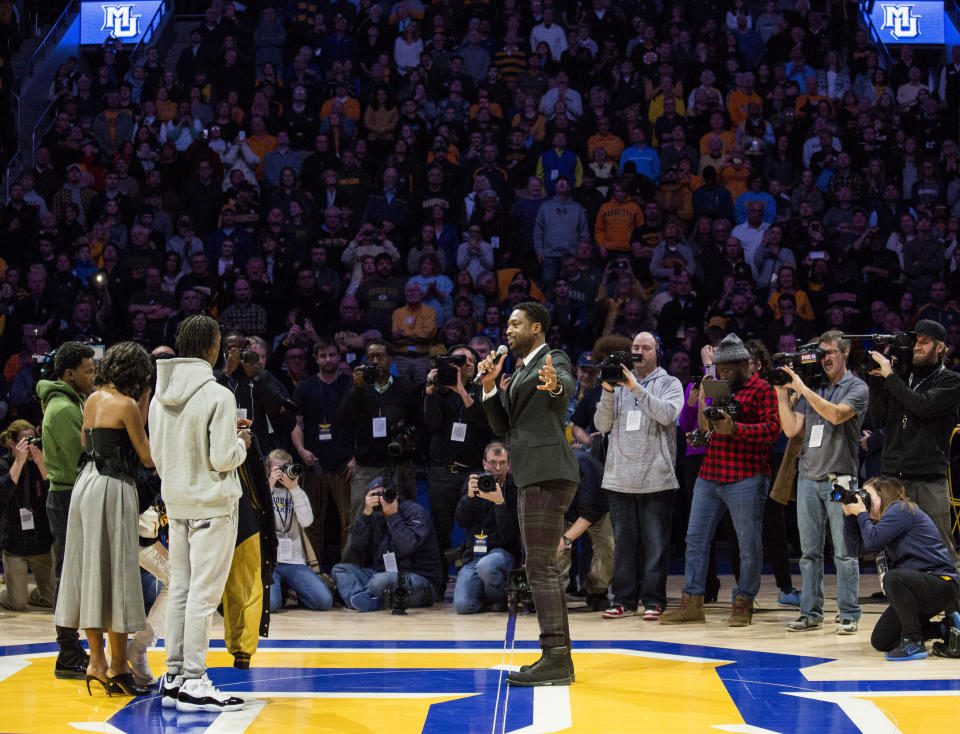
332, 479, 442, 612
266, 450, 332, 612
843, 477, 960, 660
453, 442, 520, 614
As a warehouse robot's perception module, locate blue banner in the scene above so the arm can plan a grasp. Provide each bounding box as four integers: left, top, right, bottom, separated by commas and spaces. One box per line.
866, 0, 945, 44
79, 1, 164, 45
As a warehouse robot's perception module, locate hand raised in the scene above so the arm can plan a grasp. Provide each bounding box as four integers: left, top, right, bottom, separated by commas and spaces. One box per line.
536, 353, 559, 392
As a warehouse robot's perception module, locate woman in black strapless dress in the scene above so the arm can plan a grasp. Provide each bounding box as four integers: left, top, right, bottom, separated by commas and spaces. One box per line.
54, 342, 155, 697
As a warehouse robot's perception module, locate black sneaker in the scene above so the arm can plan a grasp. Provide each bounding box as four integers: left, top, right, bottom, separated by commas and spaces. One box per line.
159, 673, 183, 709
884, 636, 927, 661
176, 674, 244, 712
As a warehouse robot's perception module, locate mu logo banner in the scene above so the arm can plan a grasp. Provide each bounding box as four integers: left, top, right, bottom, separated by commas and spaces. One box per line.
866, 0, 947, 44
101, 3, 142, 39
880, 3, 921, 39
79, 0, 162, 44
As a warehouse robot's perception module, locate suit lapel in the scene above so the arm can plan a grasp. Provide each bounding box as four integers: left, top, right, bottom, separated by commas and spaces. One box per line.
510, 348, 546, 414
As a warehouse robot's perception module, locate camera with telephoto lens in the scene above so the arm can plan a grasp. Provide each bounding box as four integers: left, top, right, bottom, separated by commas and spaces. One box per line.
600, 351, 639, 383
433, 353, 467, 387
476, 471, 497, 493
762, 345, 827, 388
362, 364, 380, 384
685, 429, 711, 448
240, 349, 260, 366
387, 420, 416, 457
845, 333, 914, 376
280, 463, 303, 480
828, 474, 871, 510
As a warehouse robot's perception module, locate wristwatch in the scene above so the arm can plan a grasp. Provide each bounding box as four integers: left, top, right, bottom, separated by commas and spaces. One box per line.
561, 535, 573, 549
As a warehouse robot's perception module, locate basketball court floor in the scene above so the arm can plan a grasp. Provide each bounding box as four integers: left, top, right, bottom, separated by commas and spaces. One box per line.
2, 573, 959, 733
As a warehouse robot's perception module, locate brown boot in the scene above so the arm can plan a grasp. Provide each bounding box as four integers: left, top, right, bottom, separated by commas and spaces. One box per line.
727, 594, 753, 627
658, 593, 706, 624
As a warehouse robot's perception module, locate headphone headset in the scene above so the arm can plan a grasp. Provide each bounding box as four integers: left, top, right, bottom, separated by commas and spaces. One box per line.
649, 331, 663, 362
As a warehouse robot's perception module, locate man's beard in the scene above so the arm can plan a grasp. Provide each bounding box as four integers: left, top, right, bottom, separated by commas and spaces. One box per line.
726, 365, 749, 390
913, 348, 941, 368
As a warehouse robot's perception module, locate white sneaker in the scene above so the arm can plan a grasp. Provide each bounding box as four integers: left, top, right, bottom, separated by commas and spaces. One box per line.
159, 673, 183, 709
176, 674, 244, 712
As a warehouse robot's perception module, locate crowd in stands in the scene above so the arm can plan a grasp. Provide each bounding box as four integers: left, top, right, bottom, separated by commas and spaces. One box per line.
3, 0, 960, 592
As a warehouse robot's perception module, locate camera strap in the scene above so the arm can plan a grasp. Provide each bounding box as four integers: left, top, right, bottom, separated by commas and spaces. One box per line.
909, 364, 944, 390
272, 490, 294, 534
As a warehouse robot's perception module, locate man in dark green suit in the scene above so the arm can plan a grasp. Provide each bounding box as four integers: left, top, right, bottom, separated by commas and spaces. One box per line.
479, 302, 580, 686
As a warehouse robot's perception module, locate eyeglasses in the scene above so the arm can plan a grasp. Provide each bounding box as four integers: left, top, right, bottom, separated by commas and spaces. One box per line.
822, 348, 841, 357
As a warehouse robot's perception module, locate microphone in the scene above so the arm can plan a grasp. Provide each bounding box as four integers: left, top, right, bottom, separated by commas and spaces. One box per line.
473, 345, 509, 384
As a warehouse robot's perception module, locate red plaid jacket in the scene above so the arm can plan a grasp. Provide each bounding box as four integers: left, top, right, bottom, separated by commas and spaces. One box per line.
699, 372, 780, 483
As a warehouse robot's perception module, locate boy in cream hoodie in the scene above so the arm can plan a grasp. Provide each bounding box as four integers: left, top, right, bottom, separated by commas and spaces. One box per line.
149, 315, 252, 713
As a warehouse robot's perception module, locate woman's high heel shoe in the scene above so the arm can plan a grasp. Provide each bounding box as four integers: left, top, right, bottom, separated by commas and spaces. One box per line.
85, 674, 112, 696
106, 672, 151, 696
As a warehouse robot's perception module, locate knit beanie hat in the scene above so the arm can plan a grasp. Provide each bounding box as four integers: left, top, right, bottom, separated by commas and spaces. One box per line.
714, 333, 751, 364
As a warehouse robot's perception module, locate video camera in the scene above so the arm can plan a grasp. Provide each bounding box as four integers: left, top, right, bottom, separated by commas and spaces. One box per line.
828, 473, 871, 510
387, 420, 417, 457
701, 379, 740, 422
762, 345, 827, 389
31, 351, 56, 382
843, 333, 914, 377
600, 351, 639, 383
432, 353, 467, 387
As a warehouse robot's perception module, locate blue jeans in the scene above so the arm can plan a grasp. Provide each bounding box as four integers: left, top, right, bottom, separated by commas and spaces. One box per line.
684, 475, 766, 601
607, 490, 673, 610
331, 562, 434, 611
270, 563, 333, 612
453, 548, 515, 614
797, 477, 861, 622
541, 256, 563, 285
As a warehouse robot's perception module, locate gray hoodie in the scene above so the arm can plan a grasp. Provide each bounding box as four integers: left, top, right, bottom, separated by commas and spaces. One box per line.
593, 366, 684, 494
149, 358, 248, 520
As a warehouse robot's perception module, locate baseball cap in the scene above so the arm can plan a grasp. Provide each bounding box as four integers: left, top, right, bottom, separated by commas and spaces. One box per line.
576, 352, 597, 368
707, 316, 727, 330
914, 319, 947, 343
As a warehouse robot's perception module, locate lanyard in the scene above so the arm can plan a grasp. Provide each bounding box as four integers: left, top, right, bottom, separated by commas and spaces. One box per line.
820, 384, 840, 404
272, 491, 294, 534
910, 365, 944, 390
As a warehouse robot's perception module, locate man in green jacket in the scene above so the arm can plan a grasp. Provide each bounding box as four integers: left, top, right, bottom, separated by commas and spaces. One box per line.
479, 302, 580, 687
38, 342, 95, 679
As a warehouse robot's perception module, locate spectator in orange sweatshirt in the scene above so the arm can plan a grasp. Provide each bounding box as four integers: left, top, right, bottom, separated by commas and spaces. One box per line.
595, 179, 644, 257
